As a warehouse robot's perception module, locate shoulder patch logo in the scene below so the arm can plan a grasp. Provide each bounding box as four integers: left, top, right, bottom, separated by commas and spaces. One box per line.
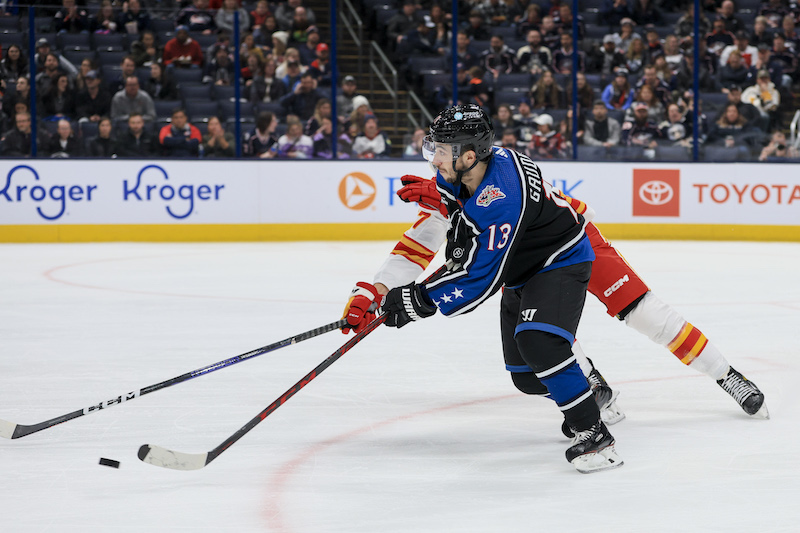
475, 185, 506, 207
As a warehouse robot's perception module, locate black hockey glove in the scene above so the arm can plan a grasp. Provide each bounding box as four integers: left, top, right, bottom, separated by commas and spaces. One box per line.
446, 210, 474, 267
382, 282, 437, 328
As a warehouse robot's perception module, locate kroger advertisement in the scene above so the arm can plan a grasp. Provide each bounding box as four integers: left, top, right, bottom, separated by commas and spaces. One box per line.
0, 160, 798, 239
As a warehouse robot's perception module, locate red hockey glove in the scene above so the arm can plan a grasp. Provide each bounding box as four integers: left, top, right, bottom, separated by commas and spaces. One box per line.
397, 175, 448, 218
341, 282, 382, 334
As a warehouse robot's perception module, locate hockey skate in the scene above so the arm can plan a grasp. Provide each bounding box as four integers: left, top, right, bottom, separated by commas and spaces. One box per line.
717, 367, 769, 419
562, 360, 625, 438
565, 420, 624, 474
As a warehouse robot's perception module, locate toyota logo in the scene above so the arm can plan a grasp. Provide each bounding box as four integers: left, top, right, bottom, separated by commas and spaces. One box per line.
638, 180, 674, 206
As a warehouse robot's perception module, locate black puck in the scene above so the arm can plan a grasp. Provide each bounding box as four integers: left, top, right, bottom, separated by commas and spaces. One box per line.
99, 457, 120, 469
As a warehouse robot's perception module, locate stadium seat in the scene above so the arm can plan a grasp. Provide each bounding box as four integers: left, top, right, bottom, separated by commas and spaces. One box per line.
699, 92, 730, 112
185, 101, 219, 122
150, 18, 176, 32
211, 85, 236, 101
656, 145, 691, 161
180, 84, 211, 100
155, 100, 183, 119
58, 33, 91, 51
171, 68, 204, 85
703, 145, 740, 161
93, 33, 127, 52
407, 56, 447, 76
79, 121, 99, 140
63, 50, 95, 68
0, 31, 24, 49
490, 26, 517, 40
218, 100, 254, 121
254, 101, 283, 117
97, 50, 128, 67
495, 72, 533, 90
0, 17, 20, 31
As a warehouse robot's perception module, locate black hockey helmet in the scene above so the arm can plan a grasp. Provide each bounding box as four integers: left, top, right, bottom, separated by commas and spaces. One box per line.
426, 104, 494, 163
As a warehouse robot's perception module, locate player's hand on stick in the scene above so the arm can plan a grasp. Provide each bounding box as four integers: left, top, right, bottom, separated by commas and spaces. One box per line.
382, 282, 436, 329
342, 282, 381, 334
397, 175, 448, 218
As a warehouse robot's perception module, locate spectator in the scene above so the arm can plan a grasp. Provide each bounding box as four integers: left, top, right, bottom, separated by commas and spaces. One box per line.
759, 129, 798, 160
177, 0, 217, 34
399, 18, 444, 59
117, 0, 151, 34
47, 119, 82, 158
517, 4, 543, 38
621, 101, 661, 147
720, 30, 758, 68
600, 0, 633, 28
584, 100, 621, 147
498, 128, 527, 152
336, 75, 360, 122
159, 108, 202, 157
446, 31, 481, 72
625, 37, 646, 75
613, 18, 642, 54
288, 6, 317, 47
40, 73, 77, 120
273, 115, 314, 158
304, 98, 331, 136
388, 0, 422, 52
592, 34, 627, 76
108, 56, 138, 96
311, 117, 340, 158
203, 45, 235, 85
250, 0, 272, 31
719, 49, 752, 88
163, 26, 204, 68
462, 9, 492, 42
1, 111, 48, 157
271, 31, 290, 61
202, 116, 235, 157
635, 64, 672, 108
308, 43, 332, 86
723, 82, 764, 128
403, 127, 426, 158
479, 0, 512, 27
33, 39, 78, 78
73, 57, 96, 92
517, 30, 552, 77
482, 35, 517, 77
351, 114, 391, 159
529, 113, 567, 159
247, 57, 288, 103
280, 72, 322, 121
769, 33, 796, 87
145, 63, 179, 101
255, 15, 279, 44
241, 54, 262, 86
659, 103, 694, 146
207, 31, 233, 59
631, 0, 662, 27
243, 110, 278, 157
706, 102, 753, 146
91, 1, 119, 34
275, 0, 316, 32
530, 70, 567, 109
602, 68, 635, 110
54, 0, 89, 34
347, 94, 372, 133
216, 0, 249, 37
741, 69, 780, 128
675, 5, 710, 44
87, 116, 116, 157
513, 98, 539, 142
751, 16, 773, 48
553, 32, 585, 75
643, 26, 664, 65
276, 47, 304, 79
675, 43, 718, 92
3, 77, 31, 118
630, 83, 666, 123
35, 53, 66, 98
0, 45, 28, 81
297, 28, 321, 65
718, 0, 745, 34
130, 31, 161, 68
706, 18, 736, 57
662, 35, 685, 74
337, 121, 359, 158
76, 70, 111, 123
240, 31, 267, 65
539, 16, 561, 50
758, 0, 789, 28
566, 72, 596, 111
492, 103, 518, 133
114, 113, 156, 157
780, 15, 800, 52
110, 76, 156, 122
556, 5, 585, 39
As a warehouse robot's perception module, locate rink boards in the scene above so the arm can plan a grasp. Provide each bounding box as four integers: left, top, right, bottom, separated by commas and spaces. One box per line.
0, 159, 798, 242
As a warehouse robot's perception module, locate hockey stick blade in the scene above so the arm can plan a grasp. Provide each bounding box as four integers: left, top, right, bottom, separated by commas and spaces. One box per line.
139, 314, 387, 471
0, 319, 348, 439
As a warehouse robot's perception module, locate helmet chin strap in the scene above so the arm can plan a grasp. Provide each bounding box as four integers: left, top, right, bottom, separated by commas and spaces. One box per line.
453, 153, 480, 188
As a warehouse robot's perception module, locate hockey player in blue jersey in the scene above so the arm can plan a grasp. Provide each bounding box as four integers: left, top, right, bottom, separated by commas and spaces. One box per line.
344, 104, 623, 473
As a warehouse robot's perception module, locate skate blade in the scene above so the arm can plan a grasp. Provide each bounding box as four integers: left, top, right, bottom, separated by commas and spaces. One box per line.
571, 445, 624, 474
751, 402, 770, 420
601, 397, 626, 426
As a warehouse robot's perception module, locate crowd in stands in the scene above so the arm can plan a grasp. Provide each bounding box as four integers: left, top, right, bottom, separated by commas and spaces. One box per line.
0, 0, 392, 159
2, 0, 800, 161
377, 0, 800, 161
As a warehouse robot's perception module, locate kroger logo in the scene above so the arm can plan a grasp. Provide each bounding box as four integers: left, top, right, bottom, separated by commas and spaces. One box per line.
638, 180, 674, 206
123, 164, 225, 219
0, 164, 97, 221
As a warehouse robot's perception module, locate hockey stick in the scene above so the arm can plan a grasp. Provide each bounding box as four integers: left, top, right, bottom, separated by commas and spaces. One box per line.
0, 319, 348, 440
138, 313, 387, 471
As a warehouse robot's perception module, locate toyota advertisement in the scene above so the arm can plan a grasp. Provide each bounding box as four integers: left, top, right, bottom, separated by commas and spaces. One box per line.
0, 160, 797, 241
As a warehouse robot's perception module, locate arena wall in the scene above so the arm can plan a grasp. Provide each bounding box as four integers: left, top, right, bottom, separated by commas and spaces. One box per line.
0, 160, 798, 242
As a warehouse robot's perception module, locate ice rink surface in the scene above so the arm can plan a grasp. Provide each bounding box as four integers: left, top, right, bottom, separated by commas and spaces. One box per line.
1, 240, 798, 533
